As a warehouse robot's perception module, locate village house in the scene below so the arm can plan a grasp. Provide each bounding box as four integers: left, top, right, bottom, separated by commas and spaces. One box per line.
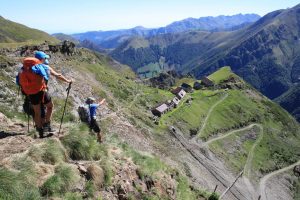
171, 87, 186, 99
201, 76, 214, 87
167, 96, 181, 109
181, 83, 193, 93
172, 97, 180, 107
151, 103, 169, 117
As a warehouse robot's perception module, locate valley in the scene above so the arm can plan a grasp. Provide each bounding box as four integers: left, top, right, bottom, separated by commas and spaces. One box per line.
0, 4, 300, 199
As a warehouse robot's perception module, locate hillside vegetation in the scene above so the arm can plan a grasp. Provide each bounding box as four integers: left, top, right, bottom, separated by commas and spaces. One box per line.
0, 43, 213, 200
111, 4, 300, 122
158, 67, 300, 198
0, 16, 58, 43
0, 38, 299, 199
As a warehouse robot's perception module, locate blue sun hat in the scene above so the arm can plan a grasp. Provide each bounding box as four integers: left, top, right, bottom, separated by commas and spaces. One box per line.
35, 51, 50, 64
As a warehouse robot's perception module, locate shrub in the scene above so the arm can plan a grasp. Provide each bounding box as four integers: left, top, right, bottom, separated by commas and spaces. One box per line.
0, 167, 41, 200
62, 130, 107, 160
100, 160, 114, 187
208, 192, 219, 200
64, 192, 83, 200
85, 181, 96, 198
28, 139, 66, 164
41, 164, 79, 197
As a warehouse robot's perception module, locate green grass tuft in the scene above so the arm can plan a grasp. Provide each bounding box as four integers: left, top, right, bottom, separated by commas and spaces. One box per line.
0, 167, 41, 200
28, 139, 66, 164
62, 126, 108, 160
41, 164, 79, 197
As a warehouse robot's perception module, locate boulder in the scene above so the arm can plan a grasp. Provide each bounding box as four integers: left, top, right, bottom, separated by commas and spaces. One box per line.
86, 164, 105, 189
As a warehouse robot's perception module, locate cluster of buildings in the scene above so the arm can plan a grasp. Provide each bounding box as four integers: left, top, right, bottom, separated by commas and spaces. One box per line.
151, 76, 214, 117
151, 87, 187, 117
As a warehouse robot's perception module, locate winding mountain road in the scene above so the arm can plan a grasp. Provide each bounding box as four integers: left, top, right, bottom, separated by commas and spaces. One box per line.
204, 123, 260, 146
170, 126, 250, 200
259, 160, 300, 200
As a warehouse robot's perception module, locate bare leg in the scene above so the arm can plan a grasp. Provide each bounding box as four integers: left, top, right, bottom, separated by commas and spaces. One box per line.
45, 101, 54, 124
32, 104, 42, 128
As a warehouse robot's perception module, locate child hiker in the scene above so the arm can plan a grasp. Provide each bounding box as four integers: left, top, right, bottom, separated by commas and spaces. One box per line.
86, 97, 106, 143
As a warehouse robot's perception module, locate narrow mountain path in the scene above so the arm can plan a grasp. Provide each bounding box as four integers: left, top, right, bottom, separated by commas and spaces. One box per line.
170, 126, 250, 200
204, 123, 260, 146
100, 86, 141, 121
195, 92, 228, 139
243, 124, 263, 177
259, 160, 300, 200
204, 123, 263, 198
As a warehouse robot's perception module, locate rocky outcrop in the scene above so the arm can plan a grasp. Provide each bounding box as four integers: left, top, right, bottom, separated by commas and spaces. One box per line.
19, 40, 76, 57
148, 70, 179, 89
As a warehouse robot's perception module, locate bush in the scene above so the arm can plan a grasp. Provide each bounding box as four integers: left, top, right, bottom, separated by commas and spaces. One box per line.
208, 192, 219, 200
62, 130, 107, 160
0, 167, 41, 200
41, 164, 79, 197
28, 139, 66, 164
100, 160, 114, 186
85, 181, 96, 198
42, 139, 67, 164
64, 192, 83, 200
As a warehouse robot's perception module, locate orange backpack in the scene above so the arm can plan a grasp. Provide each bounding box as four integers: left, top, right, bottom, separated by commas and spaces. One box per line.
19, 57, 47, 95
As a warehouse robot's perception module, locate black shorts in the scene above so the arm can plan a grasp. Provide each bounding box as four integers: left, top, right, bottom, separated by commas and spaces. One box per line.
90, 118, 101, 133
29, 91, 52, 105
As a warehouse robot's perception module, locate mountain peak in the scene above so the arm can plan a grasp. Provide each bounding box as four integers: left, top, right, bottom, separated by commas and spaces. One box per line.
133, 26, 147, 30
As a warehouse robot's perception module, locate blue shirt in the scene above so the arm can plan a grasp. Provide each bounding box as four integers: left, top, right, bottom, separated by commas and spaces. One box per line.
89, 104, 100, 119
31, 64, 50, 81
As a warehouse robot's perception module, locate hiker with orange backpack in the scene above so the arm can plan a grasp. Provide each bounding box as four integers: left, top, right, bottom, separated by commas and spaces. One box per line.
18, 52, 72, 137
34, 51, 72, 134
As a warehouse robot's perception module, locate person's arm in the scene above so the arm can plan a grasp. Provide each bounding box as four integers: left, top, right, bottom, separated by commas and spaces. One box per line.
49, 66, 72, 83
98, 98, 106, 105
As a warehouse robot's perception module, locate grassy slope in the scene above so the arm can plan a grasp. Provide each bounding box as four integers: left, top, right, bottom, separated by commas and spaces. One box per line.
0, 47, 209, 199
275, 84, 300, 122
209, 125, 261, 173
0, 16, 58, 43
160, 67, 300, 180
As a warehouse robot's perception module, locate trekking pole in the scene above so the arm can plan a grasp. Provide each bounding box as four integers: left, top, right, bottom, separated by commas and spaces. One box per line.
27, 96, 30, 133
27, 113, 30, 133
17, 86, 20, 97
58, 82, 72, 135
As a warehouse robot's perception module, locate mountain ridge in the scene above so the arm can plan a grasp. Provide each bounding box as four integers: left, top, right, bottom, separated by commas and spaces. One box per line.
69, 13, 260, 49
1, 11, 300, 200
0, 16, 58, 43
110, 4, 300, 121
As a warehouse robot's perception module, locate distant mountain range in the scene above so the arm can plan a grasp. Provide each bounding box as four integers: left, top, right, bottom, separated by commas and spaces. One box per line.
68, 14, 260, 49
0, 16, 58, 43
0, 12, 300, 199
110, 4, 300, 121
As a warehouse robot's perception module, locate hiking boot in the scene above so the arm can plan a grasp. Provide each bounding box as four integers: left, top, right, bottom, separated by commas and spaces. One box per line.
36, 127, 44, 138
44, 133, 54, 138
97, 133, 103, 143
43, 122, 56, 133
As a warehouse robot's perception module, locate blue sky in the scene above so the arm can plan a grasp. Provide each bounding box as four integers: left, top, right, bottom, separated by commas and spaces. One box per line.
0, 0, 299, 34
